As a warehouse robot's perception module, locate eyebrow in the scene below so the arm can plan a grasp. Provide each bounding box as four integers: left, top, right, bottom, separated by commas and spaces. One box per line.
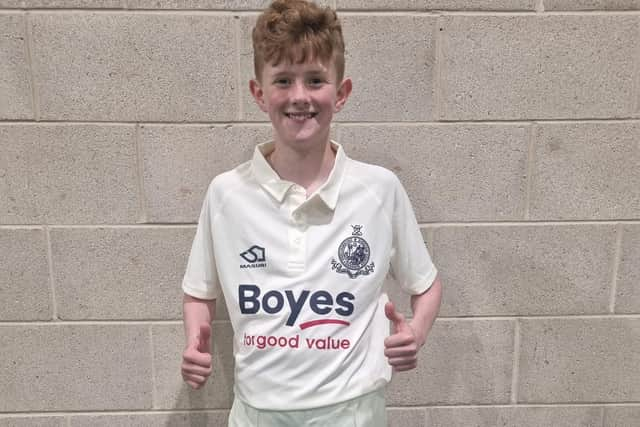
271, 69, 328, 78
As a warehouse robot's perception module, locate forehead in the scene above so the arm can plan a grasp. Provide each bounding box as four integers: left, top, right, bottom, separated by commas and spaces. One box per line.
261, 55, 337, 79
264, 58, 333, 74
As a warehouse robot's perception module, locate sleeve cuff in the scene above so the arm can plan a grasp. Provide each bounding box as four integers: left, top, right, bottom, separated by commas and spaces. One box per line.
405, 267, 438, 296
182, 280, 219, 300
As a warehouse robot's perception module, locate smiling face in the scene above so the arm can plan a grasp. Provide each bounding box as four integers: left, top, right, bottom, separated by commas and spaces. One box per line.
250, 57, 351, 151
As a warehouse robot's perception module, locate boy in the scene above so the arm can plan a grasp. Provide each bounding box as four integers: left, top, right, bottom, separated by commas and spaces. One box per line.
181, 1, 442, 425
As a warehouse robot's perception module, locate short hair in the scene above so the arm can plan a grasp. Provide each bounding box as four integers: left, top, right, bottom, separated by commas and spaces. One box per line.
252, 0, 345, 82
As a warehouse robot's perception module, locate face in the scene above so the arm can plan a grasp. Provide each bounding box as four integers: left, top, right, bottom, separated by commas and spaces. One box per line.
250, 57, 351, 151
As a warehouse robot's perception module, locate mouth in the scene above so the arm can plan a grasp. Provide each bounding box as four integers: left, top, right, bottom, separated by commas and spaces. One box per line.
285, 112, 318, 121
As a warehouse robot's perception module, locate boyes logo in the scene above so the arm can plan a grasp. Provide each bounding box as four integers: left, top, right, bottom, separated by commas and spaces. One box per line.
240, 245, 267, 269
239, 284, 356, 351
239, 285, 354, 330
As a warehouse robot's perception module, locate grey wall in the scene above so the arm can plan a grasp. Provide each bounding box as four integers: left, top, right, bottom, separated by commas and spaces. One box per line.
1, 1, 639, 426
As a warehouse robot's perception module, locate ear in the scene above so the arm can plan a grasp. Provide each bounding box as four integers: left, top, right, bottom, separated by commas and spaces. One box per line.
249, 79, 268, 113
334, 77, 352, 113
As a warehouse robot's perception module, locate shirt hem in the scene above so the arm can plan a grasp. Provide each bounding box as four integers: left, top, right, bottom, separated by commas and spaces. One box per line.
234, 382, 388, 412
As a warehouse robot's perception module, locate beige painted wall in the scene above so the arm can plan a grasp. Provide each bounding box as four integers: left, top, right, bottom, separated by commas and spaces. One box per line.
1, 1, 639, 426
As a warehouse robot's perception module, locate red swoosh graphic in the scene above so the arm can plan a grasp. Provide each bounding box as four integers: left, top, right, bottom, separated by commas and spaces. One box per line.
299, 319, 350, 330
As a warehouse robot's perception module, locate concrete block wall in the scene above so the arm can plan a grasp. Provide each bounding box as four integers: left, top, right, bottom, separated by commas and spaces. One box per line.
0, 1, 638, 426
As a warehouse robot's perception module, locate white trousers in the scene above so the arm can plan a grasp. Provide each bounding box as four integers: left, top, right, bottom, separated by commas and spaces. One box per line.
228, 388, 387, 427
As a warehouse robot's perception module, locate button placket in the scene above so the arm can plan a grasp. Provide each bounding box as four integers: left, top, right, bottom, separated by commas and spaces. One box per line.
287, 186, 308, 271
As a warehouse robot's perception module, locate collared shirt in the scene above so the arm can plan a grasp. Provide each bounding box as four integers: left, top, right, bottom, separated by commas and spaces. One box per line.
183, 140, 437, 410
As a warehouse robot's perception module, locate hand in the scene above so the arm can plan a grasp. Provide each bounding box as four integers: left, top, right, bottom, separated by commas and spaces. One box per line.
181, 324, 212, 389
384, 301, 420, 372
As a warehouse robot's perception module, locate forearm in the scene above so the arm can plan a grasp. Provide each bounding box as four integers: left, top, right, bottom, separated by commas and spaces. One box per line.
409, 275, 442, 347
183, 293, 216, 344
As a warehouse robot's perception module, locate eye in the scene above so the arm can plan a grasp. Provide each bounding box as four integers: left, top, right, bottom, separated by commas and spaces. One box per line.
307, 77, 325, 87
274, 77, 290, 86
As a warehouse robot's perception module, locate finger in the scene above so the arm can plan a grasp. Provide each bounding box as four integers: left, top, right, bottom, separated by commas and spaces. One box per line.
384, 345, 418, 358
385, 301, 411, 335
384, 301, 404, 324
185, 379, 202, 389
183, 373, 208, 388
181, 361, 212, 377
384, 332, 416, 348
392, 363, 417, 372
183, 349, 212, 367
182, 372, 207, 383
387, 355, 418, 367
197, 324, 212, 353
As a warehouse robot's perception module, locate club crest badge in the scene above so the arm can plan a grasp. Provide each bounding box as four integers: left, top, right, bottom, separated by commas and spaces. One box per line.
331, 225, 375, 279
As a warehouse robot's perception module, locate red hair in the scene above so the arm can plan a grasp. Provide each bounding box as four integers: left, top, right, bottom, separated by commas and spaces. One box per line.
252, 0, 345, 81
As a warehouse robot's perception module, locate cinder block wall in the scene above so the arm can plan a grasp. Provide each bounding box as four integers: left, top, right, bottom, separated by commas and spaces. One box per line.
1, 1, 639, 426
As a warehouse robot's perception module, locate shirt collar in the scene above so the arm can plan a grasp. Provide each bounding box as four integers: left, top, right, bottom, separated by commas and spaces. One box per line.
251, 140, 347, 211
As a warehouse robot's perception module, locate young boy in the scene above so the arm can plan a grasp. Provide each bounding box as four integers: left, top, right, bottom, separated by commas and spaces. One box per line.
181, 1, 442, 425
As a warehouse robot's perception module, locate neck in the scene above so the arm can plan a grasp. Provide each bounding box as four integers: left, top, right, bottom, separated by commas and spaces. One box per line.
268, 138, 336, 196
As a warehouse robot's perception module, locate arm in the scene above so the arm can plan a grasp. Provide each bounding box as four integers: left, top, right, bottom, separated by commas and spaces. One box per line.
408, 275, 442, 347
384, 275, 442, 371
182, 293, 216, 389
183, 293, 216, 343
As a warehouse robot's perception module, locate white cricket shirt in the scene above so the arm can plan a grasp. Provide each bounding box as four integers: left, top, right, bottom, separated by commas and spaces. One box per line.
182, 141, 437, 410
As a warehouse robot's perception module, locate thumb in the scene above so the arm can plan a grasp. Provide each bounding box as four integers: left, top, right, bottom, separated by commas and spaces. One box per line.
197, 324, 211, 353
385, 301, 406, 331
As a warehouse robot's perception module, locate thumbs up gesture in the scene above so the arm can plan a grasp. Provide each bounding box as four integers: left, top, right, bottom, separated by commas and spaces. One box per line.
384, 301, 420, 372
181, 324, 213, 389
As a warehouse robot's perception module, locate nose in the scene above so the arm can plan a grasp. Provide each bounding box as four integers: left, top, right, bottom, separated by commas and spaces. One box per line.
290, 80, 310, 106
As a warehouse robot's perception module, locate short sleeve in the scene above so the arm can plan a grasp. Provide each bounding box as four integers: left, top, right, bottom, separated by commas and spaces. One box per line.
389, 176, 438, 295
182, 187, 221, 300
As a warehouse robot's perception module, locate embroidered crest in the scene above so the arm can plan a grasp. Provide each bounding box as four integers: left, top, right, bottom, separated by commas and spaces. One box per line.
331, 225, 375, 279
